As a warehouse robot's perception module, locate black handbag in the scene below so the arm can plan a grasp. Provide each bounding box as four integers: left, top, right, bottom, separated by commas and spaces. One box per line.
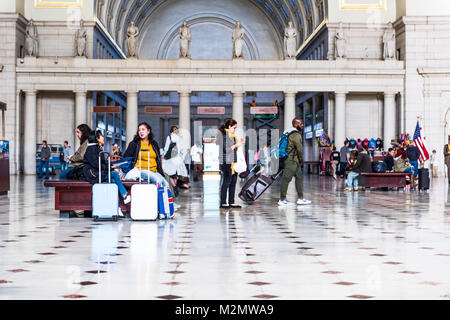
163, 136, 177, 160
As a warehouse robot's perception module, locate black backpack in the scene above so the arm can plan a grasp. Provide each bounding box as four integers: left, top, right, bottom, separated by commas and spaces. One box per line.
163, 136, 177, 160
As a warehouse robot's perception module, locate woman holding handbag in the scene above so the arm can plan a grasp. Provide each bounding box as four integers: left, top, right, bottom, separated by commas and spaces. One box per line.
217, 119, 246, 209
162, 126, 190, 191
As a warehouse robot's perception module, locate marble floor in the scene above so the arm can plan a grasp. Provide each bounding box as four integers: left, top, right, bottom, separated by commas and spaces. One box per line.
0, 174, 449, 300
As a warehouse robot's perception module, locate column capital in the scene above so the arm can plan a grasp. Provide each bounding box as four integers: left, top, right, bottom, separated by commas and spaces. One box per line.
74, 90, 87, 96
23, 89, 37, 95
126, 90, 139, 95
335, 90, 349, 96
178, 90, 191, 97
283, 91, 297, 96
384, 91, 397, 97
231, 91, 245, 96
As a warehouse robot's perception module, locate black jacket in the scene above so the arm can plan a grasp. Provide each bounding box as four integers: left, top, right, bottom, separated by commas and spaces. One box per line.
83, 144, 109, 185
406, 146, 421, 162
384, 155, 394, 171
351, 152, 372, 174
123, 138, 164, 176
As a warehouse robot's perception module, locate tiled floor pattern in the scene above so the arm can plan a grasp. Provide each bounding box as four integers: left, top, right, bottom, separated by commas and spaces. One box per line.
0, 175, 449, 300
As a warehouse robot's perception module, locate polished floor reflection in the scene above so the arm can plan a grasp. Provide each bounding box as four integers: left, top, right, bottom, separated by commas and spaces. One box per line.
0, 174, 449, 300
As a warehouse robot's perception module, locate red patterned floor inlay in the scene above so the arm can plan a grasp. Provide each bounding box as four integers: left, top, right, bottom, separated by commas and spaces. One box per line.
78, 281, 98, 286
399, 271, 420, 274
419, 281, 440, 286
348, 295, 374, 299
169, 261, 188, 264
61, 240, 76, 243
248, 281, 271, 286
162, 282, 183, 286
384, 262, 403, 265
253, 294, 278, 299
166, 270, 185, 274
0, 280, 12, 284
24, 260, 43, 263
243, 261, 259, 264
370, 254, 387, 257
38, 252, 57, 255
7, 269, 29, 273
297, 247, 313, 250
441, 294, 450, 298
436, 253, 450, 256
245, 271, 265, 274
322, 271, 343, 274
52, 246, 67, 249
156, 295, 182, 300
85, 270, 107, 274
62, 294, 87, 299
334, 282, 357, 286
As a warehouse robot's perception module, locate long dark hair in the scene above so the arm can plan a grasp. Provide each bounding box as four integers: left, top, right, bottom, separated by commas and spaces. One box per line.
77, 124, 91, 145
219, 118, 237, 132
133, 122, 154, 142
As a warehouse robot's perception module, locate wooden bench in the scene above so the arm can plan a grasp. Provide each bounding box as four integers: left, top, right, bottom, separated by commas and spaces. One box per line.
360, 172, 413, 190
44, 180, 141, 218
303, 161, 320, 174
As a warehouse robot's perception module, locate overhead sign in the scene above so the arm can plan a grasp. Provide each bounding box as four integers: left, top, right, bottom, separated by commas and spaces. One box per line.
144, 106, 173, 114
93, 106, 120, 114
197, 107, 225, 115
250, 107, 278, 115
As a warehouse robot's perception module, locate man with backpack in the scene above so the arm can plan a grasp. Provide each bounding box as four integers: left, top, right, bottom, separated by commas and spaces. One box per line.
278, 118, 311, 206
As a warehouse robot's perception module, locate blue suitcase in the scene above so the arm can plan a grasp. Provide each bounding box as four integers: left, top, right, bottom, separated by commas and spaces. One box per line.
92, 152, 119, 221
158, 186, 175, 219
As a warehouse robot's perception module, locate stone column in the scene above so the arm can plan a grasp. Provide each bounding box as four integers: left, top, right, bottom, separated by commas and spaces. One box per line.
284, 91, 296, 132
178, 90, 191, 149
384, 92, 397, 148
126, 90, 139, 145
232, 91, 245, 138
334, 91, 348, 150
24, 90, 37, 175
74, 90, 87, 150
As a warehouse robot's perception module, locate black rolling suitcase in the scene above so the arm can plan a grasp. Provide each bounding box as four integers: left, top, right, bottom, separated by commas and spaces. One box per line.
239, 171, 282, 203
418, 168, 430, 191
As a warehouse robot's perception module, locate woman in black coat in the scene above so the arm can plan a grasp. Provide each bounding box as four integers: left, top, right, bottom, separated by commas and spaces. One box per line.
83, 130, 130, 204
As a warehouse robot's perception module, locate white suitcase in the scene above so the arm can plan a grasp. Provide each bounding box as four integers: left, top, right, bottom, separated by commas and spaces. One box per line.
130, 149, 158, 221
92, 152, 119, 221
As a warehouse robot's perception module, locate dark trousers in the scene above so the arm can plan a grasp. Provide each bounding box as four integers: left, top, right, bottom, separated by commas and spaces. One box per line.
193, 162, 202, 181
337, 162, 347, 176
220, 164, 237, 205
39, 160, 50, 178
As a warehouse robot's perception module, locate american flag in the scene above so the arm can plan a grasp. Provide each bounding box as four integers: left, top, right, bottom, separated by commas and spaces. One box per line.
413, 121, 429, 164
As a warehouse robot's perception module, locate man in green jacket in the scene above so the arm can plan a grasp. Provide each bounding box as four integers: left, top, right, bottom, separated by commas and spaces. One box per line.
278, 118, 311, 206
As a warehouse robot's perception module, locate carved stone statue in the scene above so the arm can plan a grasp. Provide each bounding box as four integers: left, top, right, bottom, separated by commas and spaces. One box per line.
232, 21, 244, 59
179, 21, 191, 59
75, 20, 87, 57
25, 19, 38, 57
335, 22, 346, 59
383, 25, 396, 60
126, 21, 139, 58
284, 21, 298, 58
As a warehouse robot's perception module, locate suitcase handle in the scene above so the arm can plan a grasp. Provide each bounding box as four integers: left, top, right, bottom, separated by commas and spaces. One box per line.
98, 151, 110, 184
139, 148, 151, 184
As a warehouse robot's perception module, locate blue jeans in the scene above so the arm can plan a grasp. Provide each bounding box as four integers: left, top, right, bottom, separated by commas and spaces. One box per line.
39, 160, 50, 178
110, 171, 128, 198
403, 167, 413, 174
61, 161, 68, 171
59, 167, 75, 179
409, 160, 419, 177
140, 170, 170, 187
346, 171, 360, 189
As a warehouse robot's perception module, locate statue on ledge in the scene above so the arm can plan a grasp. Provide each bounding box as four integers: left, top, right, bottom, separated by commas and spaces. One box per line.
284, 21, 298, 59
335, 22, 346, 59
232, 21, 244, 59
179, 21, 191, 59
383, 24, 396, 60
75, 20, 87, 57
25, 19, 38, 57
126, 21, 139, 58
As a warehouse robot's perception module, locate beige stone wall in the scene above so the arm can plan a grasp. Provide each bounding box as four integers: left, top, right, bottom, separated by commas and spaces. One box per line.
0, 13, 26, 174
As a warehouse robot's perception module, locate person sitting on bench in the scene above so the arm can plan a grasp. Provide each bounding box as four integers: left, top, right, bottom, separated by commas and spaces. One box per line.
345, 145, 372, 192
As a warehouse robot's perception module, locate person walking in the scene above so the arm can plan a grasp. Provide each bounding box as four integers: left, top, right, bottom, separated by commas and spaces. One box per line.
162, 126, 190, 190
190, 142, 203, 181
38, 140, 51, 179
278, 118, 311, 206
445, 136, 450, 184
217, 119, 245, 209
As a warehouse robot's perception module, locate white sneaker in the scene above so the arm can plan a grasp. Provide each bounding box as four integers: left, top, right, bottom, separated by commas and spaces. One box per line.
118, 208, 124, 217
278, 199, 291, 206
123, 195, 131, 205
173, 203, 181, 211
344, 188, 353, 192
333, 174, 337, 180
297, 199, 312, 205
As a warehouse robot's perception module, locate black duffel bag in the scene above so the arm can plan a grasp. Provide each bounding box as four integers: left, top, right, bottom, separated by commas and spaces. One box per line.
372, 161, 387, 173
